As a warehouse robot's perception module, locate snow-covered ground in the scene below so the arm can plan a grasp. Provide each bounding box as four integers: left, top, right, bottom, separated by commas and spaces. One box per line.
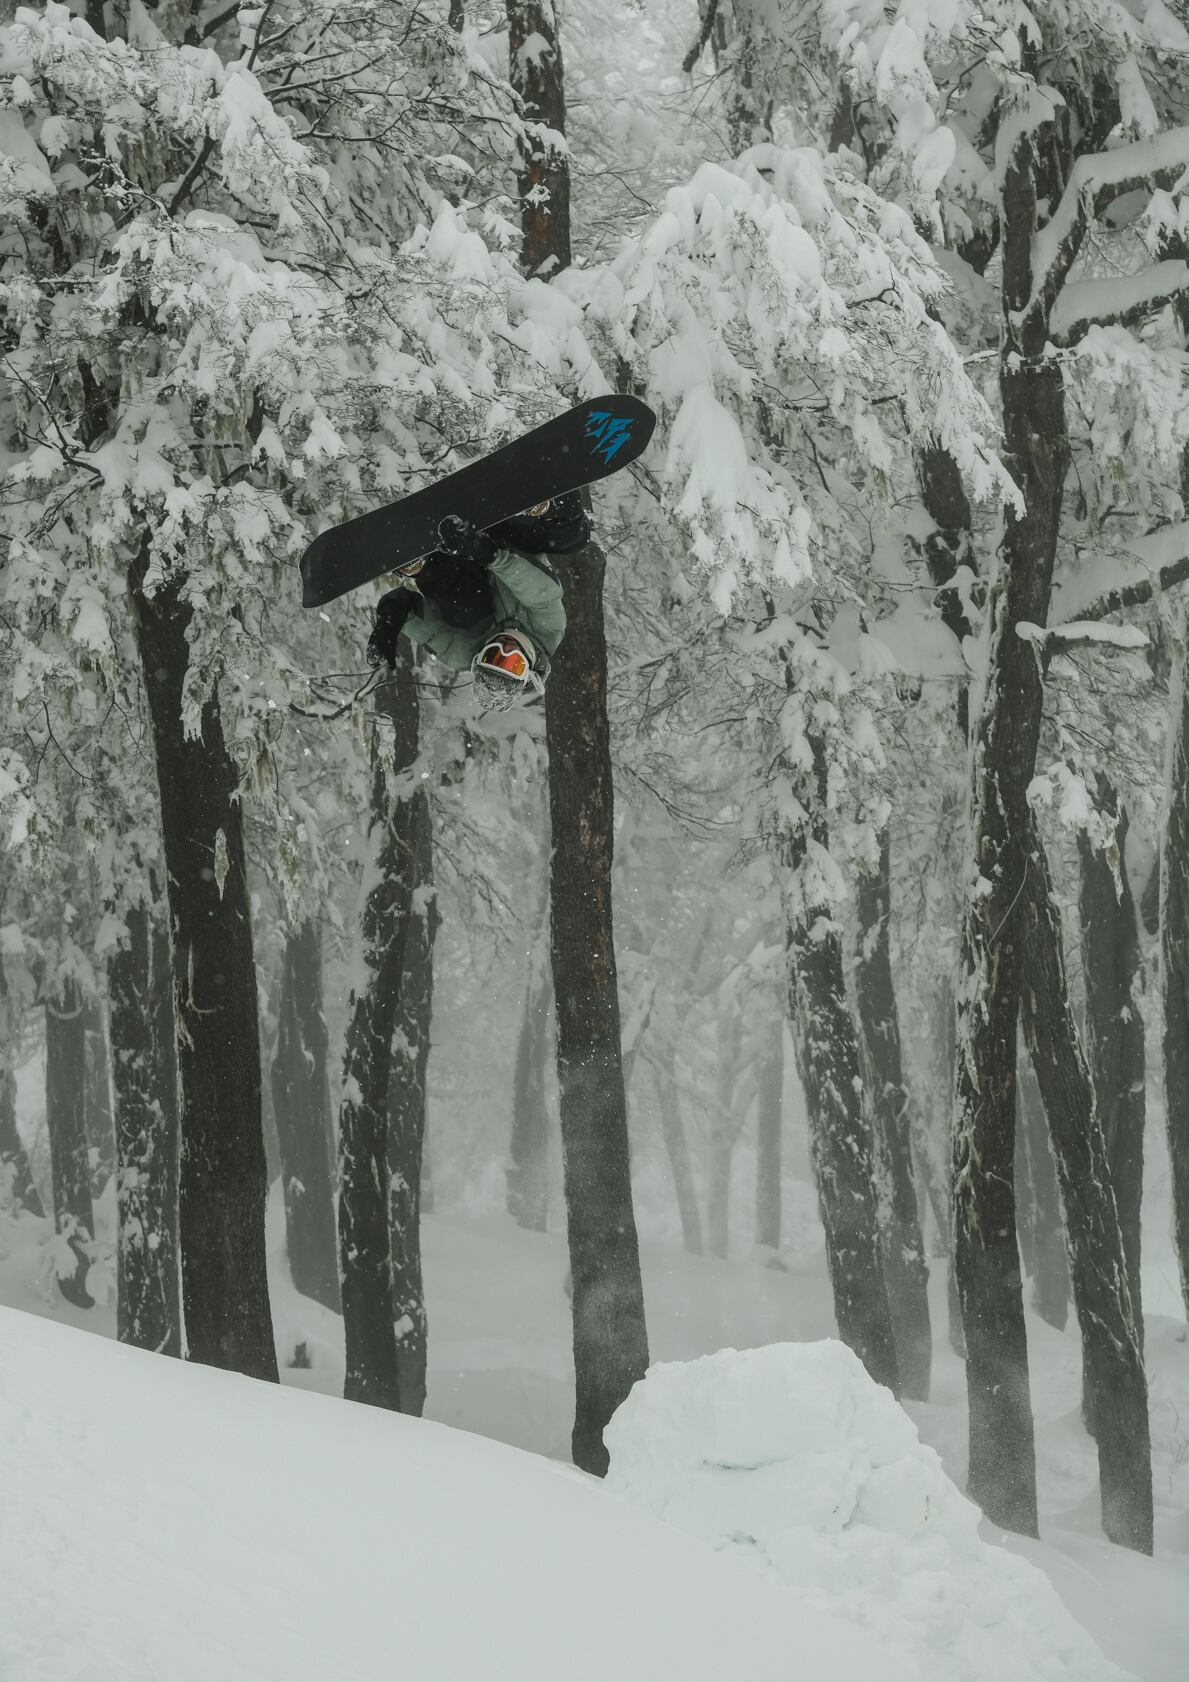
2, 1302, 908, 1682
3, 1058, 1187, 1681
3, 1193, 1187, 1681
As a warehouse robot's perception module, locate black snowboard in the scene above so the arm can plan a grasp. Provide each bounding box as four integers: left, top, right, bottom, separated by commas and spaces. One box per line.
301, 395, 656, 608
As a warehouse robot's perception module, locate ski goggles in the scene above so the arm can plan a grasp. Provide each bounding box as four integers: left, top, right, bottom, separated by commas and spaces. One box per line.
477, 635, 532, 679
395, 555, 426, 577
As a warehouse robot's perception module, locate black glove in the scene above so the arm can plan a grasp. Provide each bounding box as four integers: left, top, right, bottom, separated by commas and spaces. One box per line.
436, 515, 496, 567
367, 590, 413, 670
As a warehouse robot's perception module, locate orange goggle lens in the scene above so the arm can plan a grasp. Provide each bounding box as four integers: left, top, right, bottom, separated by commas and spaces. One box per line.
479, 639, 529, 678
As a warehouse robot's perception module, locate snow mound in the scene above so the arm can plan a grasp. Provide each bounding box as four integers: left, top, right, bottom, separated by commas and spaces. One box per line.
605, 1341, 1134, 1682
0, 1306, 911, 1682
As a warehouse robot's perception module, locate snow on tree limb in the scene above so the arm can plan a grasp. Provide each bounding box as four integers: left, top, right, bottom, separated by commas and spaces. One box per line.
1025, 126, 1189, 326
1017, 618, 1149, 650
1051, 520, 1189, 623
1050, 259, 1189, 344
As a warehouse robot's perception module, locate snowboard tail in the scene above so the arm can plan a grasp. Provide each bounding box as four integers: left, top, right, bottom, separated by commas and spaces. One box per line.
300, 396, 655, 608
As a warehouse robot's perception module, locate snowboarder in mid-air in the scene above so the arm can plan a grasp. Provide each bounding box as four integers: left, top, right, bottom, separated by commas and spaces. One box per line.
366, 490, 590, 710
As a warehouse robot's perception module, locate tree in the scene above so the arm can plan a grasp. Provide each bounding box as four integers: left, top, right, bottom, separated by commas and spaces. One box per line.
339, 660, 422, 1410
855, 830, 931, 1400
754, 1016, 783, 1252
1163, 648, 1189, 1324
388, 655, 438, 1419
0, 957, 41, 1218
1078, 783, 1145, 1334
133, 557, 277, 1380
1015, 1059, 1070, 1333
110, 900, 180, 1356
507, 0, 651, 1473
1019, 823, 1152, 1552
507, 899, 552, 1233
271, 920, 339, 1314
44, 974, 93, 1308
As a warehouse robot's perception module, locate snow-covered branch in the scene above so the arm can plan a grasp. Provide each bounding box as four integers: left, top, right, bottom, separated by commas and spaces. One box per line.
1052, 520, 1189, 622
1017, 618, 1149, 651
1050, 260, 1189, 345
1025, 126, 1189, 326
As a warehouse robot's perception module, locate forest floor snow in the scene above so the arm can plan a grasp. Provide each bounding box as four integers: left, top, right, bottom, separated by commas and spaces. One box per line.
0, 1301, 897, 1682
1, 1190, 1186, 1680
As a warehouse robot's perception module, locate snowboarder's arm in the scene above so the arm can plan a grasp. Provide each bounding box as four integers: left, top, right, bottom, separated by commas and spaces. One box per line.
488, 548, 567, 658
400, 598, 483, 671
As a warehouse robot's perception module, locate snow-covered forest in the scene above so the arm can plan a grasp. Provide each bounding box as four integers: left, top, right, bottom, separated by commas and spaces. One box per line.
2, 0, 1189, 1672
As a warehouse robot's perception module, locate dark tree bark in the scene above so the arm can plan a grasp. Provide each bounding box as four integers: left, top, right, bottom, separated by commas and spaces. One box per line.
1020, 824, 1153, 1554
707, 1011, 743, 1259
1078, 785, 1144, 1340
388, 734, 437, 1420
507, 909, 551, 1232
651, 1050, 704, 1255
910, 977, 965, 1357
855, 830, 932, 1401
754, 1017, 783, 1250
338, 652, 425, 1410
0, 961, 41, 1217
1162, 662, 1189, 1325
952, 101, 1071, 1538
1015, 1057, 1070, 1331
110, 902, 180, 1356
509, 0, 649, 1475
45, 978, 94, 1308
785, 876, 899, 1394
131, 560, 277, 1382
506, 0, 571, 277
82, 1001, 115, 1197
271, 920, 340, 1314
915, 444, 976, 736
546, 540, 650, 1473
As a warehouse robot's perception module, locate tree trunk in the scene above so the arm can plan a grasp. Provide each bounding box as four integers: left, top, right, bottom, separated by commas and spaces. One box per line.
45, 978, 94, 1308
707, 1012, 743, 1260
1078, 786, 1145, 1342
652, 1050, 703, 1255
131, 561, 277, 1382
338, 652, 423, 1410
1015, 1056, 1070, 1331
1020, 824, 1153, 1554
1161, 651, 1189, 1325
111, 903, 180, 1356
388, 720, 437, 1421
506, 0, 571, 277
754, 1017, 782, 1251
855, 829, 932, 1401
546, 538, 651, 1473
0, 961, 41, 1218
785, 891, 899, 1394
952, 105, 1069, 1538
83, 1001, 115, 1197
509, 0, 649, 1475
507, 907, 551, 1233
271, 921, 340, 1314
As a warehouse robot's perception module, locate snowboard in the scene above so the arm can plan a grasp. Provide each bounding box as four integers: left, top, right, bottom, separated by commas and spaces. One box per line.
300, 395, 656, 608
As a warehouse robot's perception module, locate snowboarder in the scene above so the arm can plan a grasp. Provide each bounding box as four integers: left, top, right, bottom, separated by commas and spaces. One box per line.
365, 491, 589, 709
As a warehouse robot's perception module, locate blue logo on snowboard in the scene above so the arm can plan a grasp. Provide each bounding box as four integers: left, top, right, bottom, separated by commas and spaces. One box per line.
585, 411, 633, 465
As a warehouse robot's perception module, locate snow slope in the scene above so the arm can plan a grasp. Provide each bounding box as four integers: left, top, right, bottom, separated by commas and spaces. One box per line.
0, 1303, 910, 1682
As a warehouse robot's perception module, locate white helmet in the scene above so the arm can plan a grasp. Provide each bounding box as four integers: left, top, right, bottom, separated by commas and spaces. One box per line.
471, 630, 545, 710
